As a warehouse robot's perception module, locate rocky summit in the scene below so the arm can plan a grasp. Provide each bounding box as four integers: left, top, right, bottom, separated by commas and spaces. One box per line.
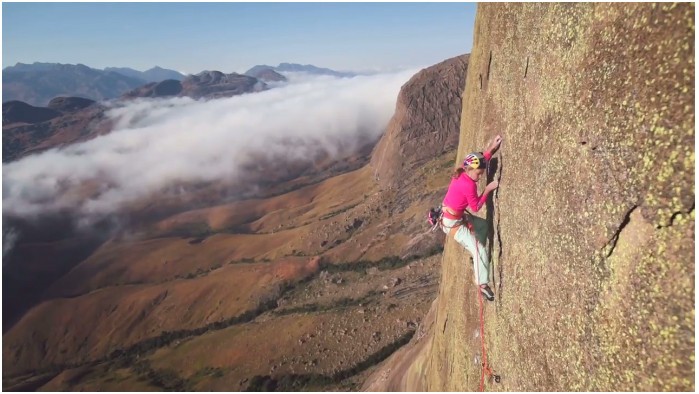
122, 71, 265, 100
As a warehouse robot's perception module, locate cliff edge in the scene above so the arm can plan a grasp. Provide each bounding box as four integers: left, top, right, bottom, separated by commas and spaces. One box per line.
370, 55, 468, 189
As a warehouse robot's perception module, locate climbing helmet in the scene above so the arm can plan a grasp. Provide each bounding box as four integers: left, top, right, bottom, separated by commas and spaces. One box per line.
463, 152, 487, 170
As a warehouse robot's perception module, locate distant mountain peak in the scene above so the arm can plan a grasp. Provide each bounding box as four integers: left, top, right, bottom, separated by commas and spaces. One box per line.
105, 66, 185, 82
244, 67, 287, 82
244, 63, 356, 78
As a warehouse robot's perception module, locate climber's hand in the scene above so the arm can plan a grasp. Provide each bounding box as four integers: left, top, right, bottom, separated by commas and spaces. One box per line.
486, 180, 499, 192
493, 135, 503, 147
488, 135, 503, 154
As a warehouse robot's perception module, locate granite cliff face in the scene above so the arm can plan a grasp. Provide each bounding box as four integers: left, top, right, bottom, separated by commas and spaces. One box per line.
370, 55, 468, 189
364, 3, 694, 391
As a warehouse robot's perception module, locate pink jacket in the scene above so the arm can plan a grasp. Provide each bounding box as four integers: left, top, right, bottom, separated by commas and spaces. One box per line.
442, 151, 492, 214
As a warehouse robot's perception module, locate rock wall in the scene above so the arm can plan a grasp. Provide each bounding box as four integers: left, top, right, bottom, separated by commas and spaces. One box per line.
364, 3, 694, 391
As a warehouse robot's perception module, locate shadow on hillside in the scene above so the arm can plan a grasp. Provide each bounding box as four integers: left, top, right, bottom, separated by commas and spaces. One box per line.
2, 215, 114, 333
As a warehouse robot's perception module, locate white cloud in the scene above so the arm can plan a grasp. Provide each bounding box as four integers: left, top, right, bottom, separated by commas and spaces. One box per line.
2, 69, 417, 220
2, 226, 19, 261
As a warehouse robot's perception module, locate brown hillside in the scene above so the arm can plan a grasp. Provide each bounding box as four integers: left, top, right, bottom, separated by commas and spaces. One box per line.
2, 100, 61, 125
2, 103, 113, 162
46, 97, 96, 112
2, 53, 467, 391
122, 79, 183, 99
365, 3, 694, 392
4, 257, 318, 375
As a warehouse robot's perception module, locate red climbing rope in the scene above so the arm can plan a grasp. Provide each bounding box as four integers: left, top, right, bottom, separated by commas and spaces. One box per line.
473, 226, 496, 391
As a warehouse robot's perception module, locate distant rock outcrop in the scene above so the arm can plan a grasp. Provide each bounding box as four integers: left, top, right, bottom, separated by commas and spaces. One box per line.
122, 71, 266, 100
47, 97, 95, 113
122, 79, 183, 99
370, 54, 469, 189
180, 71, 266, 99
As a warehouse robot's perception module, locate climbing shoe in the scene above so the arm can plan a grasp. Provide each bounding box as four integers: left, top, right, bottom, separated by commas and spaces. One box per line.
480, 284, 495, 301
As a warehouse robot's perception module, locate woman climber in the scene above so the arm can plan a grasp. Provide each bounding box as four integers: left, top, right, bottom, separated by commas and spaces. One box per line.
440, 135, 502, 301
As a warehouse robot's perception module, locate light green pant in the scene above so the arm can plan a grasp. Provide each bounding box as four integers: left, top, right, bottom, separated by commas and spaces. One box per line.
441, 216, 490, 285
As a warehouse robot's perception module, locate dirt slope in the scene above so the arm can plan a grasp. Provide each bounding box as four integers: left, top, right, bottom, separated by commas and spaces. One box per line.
364, 3, 694, 391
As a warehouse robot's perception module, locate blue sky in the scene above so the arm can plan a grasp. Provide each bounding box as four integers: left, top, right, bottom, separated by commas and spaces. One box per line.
2, 2, 476, 74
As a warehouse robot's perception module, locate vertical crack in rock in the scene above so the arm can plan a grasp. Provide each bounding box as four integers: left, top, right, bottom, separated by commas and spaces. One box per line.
487, 51, 493, 81
494, 155, 504, 297
524, 57, 529, 79
603, 205, 638, 258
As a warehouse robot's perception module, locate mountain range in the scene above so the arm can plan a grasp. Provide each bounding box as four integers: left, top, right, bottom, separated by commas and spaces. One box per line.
3, 63, 147, 106
2, 62, 354, 107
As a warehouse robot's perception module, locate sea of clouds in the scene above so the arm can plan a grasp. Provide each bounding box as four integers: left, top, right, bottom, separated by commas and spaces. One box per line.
2, 69, 418, 221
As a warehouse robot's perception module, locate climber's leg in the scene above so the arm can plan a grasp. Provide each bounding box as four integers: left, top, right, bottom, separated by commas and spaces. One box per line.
453, 224, 490, 285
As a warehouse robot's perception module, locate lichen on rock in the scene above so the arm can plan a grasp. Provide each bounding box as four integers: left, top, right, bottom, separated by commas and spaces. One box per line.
365, 3, 694, 392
